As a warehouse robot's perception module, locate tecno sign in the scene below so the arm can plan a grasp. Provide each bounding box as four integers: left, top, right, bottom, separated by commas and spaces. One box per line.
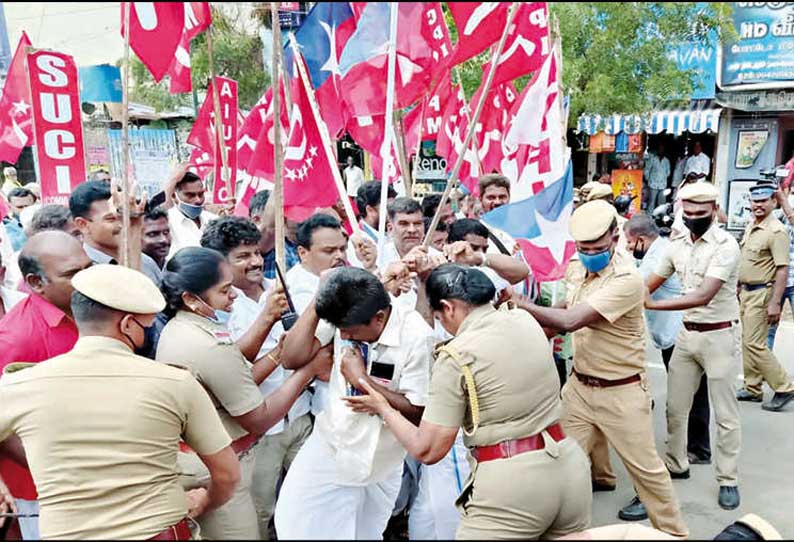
27, 49, 86, 204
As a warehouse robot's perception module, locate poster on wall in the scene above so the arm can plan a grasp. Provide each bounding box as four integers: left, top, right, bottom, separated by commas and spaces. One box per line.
735, 129, 769, 169
719, 3, 794, 89
727, 179, 756, 231
107, 128, 180, 199
611, 169, 643, 215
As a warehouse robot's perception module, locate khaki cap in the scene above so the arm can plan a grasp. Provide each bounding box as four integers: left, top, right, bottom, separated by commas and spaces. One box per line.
586, 183, 614, 201
579, 181, 598, 198
72, 264, 166, 314
678, 181, 718, 203
735, 514, 782, 540
569, 200, 618, 242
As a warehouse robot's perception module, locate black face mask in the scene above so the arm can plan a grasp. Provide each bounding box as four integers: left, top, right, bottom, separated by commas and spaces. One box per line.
632, 240, 647, 261
683, 215, 713, 237
122, 317, 151, 353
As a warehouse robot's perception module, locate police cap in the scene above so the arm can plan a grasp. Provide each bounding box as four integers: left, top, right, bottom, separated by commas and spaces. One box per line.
569, 200, 618, 242
72, 264, 166, 314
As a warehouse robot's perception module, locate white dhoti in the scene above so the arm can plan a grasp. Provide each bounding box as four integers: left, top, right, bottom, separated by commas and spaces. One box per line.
408, 433, 471, 540
274, 431, 403, 540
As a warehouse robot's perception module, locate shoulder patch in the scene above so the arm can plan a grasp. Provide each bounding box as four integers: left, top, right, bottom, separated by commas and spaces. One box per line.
211, 329, 234, 345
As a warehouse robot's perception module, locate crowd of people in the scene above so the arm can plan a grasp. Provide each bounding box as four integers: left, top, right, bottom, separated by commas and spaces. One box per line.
0, 160, 790, 541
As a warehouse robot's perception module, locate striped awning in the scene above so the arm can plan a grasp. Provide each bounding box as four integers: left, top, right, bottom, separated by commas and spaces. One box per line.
576, 105, 722, 136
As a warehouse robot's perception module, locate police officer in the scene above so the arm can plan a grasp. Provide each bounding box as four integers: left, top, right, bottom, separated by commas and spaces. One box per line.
736, 181, 794, 411
345, 264, 592, 540
642, 181, 742, 511
517, 200, 688, 537
0, 264, 240, 539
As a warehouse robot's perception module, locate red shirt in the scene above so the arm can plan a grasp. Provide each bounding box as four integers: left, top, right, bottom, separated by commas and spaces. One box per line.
0, 293, 78, 500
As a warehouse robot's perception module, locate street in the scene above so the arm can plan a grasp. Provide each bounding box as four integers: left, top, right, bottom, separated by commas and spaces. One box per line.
589, 320, 794, 539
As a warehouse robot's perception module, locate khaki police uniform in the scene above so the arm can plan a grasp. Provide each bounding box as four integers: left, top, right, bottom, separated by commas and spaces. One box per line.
655, 182, 742, 487
157, 310, 265, 540
0, 265, 232, 539
422, 304, 592, 540
738, 213, 794, 398
564, 201, 688, 538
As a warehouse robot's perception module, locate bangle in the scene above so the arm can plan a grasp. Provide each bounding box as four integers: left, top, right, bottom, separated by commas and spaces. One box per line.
266, 353, 280, 368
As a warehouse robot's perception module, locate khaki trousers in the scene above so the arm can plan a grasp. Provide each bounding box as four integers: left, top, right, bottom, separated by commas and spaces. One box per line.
665, 326, 741, 486
589, 428, 615, 487
740, 288, 794, 396
561, 376, 688, 538
456, 437, 591, 540
251, 413, 313, 539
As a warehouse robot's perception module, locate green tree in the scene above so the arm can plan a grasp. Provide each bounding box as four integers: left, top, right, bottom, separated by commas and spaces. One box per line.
126, 5, 269, 112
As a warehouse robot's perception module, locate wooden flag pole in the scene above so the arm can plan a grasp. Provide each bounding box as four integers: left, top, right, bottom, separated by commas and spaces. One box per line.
271, 2, 286, 272
377, 2, 399, 258
422, 2, 519, 249
392, 110, 412, 196
206, 26, 232, 205
120, 1, 132, 267
288, 33, 358, 232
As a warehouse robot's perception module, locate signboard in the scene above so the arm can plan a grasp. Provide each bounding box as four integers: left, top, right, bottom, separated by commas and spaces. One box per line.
107, 128, 180, 199
413, 140, 448, 181
668, 33, 718, 99
212, 76, 238, 204
719, 2, 794, 90
611, 169, 643, 215
27, 50, 87, 205
716, 88, 794, 110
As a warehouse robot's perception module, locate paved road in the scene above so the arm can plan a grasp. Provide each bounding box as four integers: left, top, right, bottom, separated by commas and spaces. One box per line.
589, 320, 794, 539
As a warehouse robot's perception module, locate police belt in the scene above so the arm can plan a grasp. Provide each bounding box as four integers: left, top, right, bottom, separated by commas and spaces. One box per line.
741, 282, 773, 292
573, 369, 641, 388
148, 518, 191, 540
471, 423, 565, 463
683, 320, 735, 332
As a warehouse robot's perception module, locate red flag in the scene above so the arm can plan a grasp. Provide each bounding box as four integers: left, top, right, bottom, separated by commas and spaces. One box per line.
345, 114, 386, 155
188, 147, 213, 179
447, 3, 508, 66
370, 141, 402, 186
166, 3, 212, 94
402, 106, 422, 157
237, 91, 271, 175
483, 3, 550, 88
436, 84, 480, 195
245, 81, 289, 181
121, 2, 184, 82
27, 50, 87, 205
282, 66, 339, 220
469, 80, 518, 175
0, 33, 33, 164
419, 71, 452, 142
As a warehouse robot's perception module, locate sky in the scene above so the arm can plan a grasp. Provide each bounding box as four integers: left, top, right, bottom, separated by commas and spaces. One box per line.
5, 2, 124, 67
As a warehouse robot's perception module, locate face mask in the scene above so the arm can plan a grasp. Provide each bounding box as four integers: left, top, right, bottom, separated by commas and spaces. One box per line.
195, 295, 230, 326
632, 240, 647, 261
683, 215, 712, 237
122, 317, 151, 351
578, 249, 612, 274
176, 195, 203, 220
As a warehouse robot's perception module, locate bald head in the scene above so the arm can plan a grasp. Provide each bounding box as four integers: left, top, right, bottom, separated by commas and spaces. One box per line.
19, 231, 93, 314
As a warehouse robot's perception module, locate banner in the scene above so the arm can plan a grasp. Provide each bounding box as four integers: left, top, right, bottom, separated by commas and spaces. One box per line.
27, 50, 87, 205
107, 128, 180, 199
611, 169, 643, 215
212, 76, 238, 204
719, 2, 794, 89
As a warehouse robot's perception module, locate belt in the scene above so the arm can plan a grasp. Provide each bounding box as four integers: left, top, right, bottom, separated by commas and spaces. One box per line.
683, 320, 734, 332
573, 369, 641, 388
741, 282, 772, 292
472, 423, 565, 463
149, 518, 191, 541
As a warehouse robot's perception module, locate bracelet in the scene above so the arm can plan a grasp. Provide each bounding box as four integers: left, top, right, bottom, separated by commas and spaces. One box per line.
266, 353, 280, 368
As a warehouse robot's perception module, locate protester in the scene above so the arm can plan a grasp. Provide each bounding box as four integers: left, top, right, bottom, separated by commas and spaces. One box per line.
736, 181, 794, 412
156, 247, 331, 539
166, 170, 218, 259
347, 264, 592, 539
1, 167, 22, 196
26, 204, 81, 239
142, 206, 172, 271
70, 180, 162, 286
644, 144, 670, 210
446, 218, 529, 286
421, 193, 456, 226
683, 140, 711, 181
425, 217, 448, 251
0, 263, 240, 539
344, 155, 365, 199
274, 267, 433, 539
356, 180, 398, 245
248, 190, 301, 279
478, 174, 519, 255
3, 187, 36, 251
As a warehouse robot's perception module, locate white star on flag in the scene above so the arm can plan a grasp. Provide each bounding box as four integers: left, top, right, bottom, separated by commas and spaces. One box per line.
12, 100, 29, 116
531, 201, 573, 264
306, 155, 314, 168
285, 168, 296, 181
300, 164, 309, 178
309, 146, 318, 157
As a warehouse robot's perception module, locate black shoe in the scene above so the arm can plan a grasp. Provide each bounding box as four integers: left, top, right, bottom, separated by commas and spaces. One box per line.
618, 496, 648, 521
592, 480, 616, 492
687, 452, 711, 465
761, 391, 794, 412
736, 389, 763, 402
718, 486, 740, 510
668, 468, 690, 480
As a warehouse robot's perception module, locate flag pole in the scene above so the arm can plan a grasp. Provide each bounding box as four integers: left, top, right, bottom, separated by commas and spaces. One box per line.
288, 33, 358, 232
422, 2, 520, 249
453, 64, 484, 176
392, 111, 412, 196
120, 1, 132, 267
271, 2, 285, 272
206, 25, 232, 205
377, 2, 399, 258
410, 110, 424, 200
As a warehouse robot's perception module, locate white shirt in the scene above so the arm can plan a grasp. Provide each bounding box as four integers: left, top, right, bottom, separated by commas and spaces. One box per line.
376, 241, 443, 312
166, 206, 218, 260
227, 282, 312, 435
0, 222, 21, 289
636, 237, 683, 350
644, 153, 671, 190
684, 152, 711, 177
345, 165, 365, 198
314, 302, 433, 486
0, 285, 27, 314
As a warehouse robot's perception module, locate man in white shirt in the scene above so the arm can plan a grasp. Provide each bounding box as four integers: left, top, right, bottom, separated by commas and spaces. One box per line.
683, 141, 711, 181
478, 174, 520, 255
275, 267, 433, 540
167, 171, 218, 260
344, 156, 365, 199
644, 144, 671, 210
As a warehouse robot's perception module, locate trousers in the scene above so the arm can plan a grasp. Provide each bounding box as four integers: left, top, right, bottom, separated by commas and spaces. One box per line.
662, 345, 711, 459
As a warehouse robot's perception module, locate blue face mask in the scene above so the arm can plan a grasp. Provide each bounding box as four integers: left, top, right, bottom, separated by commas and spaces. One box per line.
196, 296, 230, 326
578, 249, 612, 274
176, 195, 203, 220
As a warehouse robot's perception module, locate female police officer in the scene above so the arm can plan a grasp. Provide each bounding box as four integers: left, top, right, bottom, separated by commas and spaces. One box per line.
345, 264, 592, 540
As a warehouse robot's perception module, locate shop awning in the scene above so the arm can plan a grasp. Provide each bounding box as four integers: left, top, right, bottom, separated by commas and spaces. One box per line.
576, 104, 722, 136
